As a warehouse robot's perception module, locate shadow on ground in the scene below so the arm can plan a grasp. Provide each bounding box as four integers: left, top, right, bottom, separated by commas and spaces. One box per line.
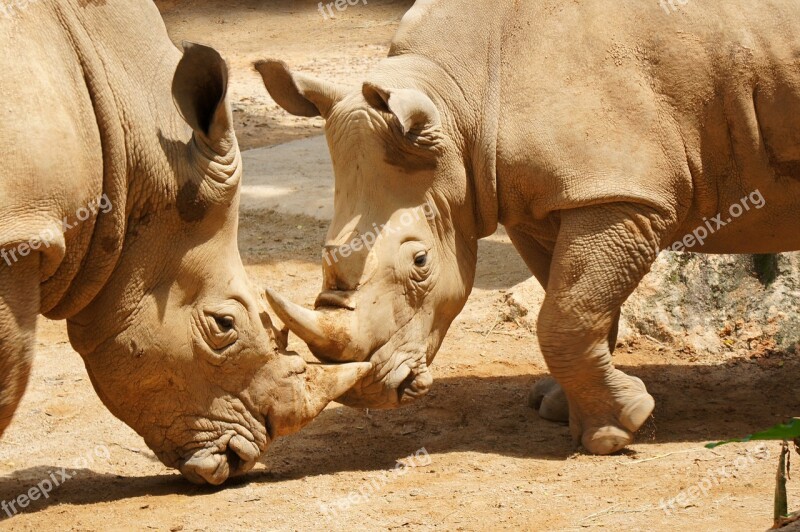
1, 358, 795, 513
0, 469, 193, 519
260, 358, 799, 479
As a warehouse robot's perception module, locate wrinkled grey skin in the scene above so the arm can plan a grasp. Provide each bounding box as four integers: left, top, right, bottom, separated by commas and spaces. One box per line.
259, 0, 800, 456
0, 0, 368, 485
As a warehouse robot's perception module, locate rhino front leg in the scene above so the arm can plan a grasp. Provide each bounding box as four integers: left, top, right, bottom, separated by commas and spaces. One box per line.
537, 203, 672, 455
506, 229, 567, 421
529, 308, 623, 417
507, 228, 622, 423
0, 252, 39, 436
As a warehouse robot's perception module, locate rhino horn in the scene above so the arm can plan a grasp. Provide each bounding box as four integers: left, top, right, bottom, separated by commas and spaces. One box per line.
264, 287, 353, 360
276, 362, 372, 437
303, 363, 371, 420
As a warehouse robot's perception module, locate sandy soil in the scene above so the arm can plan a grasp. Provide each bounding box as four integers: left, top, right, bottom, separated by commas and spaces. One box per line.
1, 2, 799, 530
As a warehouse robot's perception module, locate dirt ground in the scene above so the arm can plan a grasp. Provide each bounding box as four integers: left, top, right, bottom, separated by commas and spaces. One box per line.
2, 1, 799, 530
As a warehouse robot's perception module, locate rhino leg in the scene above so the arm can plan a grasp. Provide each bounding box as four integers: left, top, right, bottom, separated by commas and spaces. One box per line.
507, 229, 568, 421
536, 203, 671, 455
528, 310, 620, 421
528, 376, 569, 421
0, 252, 39, 436
528, 312, 621, 422
508, 227, 623, 423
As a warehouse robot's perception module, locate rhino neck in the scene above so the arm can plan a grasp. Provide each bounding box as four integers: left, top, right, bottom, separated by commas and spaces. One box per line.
42, 1, 185, 322
379, 0, 516, 239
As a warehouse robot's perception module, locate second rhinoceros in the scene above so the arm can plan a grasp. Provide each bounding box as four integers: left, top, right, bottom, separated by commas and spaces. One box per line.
258, 0, 800, 455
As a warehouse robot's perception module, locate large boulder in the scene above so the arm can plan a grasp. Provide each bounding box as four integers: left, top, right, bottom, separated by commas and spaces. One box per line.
505, 252, 800, 354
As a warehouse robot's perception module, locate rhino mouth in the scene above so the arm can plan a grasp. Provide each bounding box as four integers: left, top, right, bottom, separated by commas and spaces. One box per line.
396, 365, 416, 398
390, 357, 433, 405
336, 345, 433, 408
177, 424, 269, 485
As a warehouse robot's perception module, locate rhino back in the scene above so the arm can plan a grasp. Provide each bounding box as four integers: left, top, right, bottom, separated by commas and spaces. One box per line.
493, 0, 800, 250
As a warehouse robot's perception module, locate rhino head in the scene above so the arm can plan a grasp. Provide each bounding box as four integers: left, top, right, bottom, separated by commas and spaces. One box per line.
255, 59, 491, 409
62, 45, 369, 485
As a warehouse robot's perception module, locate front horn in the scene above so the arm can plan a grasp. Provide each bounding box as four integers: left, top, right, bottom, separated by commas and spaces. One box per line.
274, 362, 372, 437
264, 287, 358, 361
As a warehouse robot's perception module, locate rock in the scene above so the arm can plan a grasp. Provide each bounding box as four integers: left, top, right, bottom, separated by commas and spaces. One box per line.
504, 252, 800, 354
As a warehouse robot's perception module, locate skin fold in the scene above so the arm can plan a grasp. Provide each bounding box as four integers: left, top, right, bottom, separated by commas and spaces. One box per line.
258, 0, 800, 454
0, 0, 369, 485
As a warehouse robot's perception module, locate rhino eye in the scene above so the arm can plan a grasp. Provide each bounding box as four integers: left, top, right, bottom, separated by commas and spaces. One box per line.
414, 252, 428, 267
214, 315, 235, 332
203, 312, 238, 351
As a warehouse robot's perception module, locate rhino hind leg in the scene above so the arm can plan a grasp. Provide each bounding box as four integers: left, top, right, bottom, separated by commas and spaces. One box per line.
536, 203, 671, 455
0, 251, 39, 436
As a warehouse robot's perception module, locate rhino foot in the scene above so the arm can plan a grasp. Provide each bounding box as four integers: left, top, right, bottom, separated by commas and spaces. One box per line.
569, 372, 654, 455
528, 376, 569, 422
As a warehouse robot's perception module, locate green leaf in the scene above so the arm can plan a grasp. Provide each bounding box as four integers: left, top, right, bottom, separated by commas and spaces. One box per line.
705, 419, 800, 449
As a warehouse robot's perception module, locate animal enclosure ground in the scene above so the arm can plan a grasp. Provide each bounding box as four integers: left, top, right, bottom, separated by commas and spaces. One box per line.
1, 1, 798, 530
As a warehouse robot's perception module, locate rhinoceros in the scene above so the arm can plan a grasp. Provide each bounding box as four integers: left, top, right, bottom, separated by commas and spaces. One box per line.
257, 0, 800, 455
0, 0, 369, 485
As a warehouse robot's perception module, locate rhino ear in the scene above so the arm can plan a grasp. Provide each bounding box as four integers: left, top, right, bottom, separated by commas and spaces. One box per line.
172, 41, 234, 150
362, 83, 442, 141
254, 59, 346, 119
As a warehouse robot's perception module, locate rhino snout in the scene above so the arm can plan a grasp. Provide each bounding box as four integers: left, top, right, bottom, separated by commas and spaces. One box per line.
336, 347, 432, 408
398, 364, 434, 404
178, 434, 261, 486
